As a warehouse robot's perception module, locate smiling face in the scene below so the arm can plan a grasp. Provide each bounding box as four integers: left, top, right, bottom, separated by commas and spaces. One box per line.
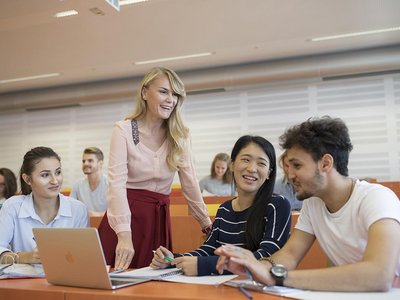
142, 74, 178, 120
82, 153, 102, 175
232, 143, 270, 197
286, 146, 324, 200
22, 157, 63, 200
214, 160, 228, 179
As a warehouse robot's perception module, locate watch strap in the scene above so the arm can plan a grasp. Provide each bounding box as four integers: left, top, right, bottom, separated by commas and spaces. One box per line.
258, 256, 276, 267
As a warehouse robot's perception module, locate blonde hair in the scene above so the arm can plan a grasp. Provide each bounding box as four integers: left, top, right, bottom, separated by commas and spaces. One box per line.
210, 153, 232, 184
126, 67, 189, 170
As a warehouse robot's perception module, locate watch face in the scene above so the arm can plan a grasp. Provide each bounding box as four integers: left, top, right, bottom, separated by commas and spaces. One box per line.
271, 264, 288, 278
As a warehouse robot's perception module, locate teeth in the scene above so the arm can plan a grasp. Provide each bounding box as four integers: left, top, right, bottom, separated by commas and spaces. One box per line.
243, 175, 257, 181
161, 105, 171, 110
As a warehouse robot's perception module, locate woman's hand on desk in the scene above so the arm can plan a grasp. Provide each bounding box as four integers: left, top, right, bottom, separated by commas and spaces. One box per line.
115, 231, 134, 270
173, 256, 198, 276
150, 246, 173, 269
17, 247, 41, 264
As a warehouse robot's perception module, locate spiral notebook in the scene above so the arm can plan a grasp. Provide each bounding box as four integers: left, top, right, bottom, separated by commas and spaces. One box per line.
111, 266, 237, 285
111, 266, 183, 280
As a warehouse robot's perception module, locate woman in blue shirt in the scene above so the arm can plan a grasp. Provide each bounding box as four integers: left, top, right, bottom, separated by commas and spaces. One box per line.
0, 147, 88, 264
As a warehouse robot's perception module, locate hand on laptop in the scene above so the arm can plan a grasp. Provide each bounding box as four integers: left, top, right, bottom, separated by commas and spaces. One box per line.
115, 232, 134, 270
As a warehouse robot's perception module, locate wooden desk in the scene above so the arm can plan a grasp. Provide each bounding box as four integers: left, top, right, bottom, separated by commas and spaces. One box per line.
0, 278, 288, 300
0, 278, 64, 300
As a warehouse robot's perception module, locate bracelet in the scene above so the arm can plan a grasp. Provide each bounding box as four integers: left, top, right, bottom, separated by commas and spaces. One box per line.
258, 256, 276, 267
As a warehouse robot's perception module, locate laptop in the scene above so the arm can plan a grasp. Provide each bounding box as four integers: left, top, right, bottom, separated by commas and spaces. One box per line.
33, 227, 150, 290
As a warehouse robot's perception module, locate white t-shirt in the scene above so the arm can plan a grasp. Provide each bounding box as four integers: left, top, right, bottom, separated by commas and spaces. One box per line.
70, 175, 108, 213
295, 180, 400, 275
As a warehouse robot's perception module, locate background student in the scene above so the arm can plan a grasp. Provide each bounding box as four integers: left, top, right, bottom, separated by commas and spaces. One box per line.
0, 167, 17, 208
199, 152, 236, 196
0, 146, 88, 264
216, 116, 400, 292
98, 67, 212, 270
273, 151, 302, 211
151, 135, 291, 276
70, 147, 108, 217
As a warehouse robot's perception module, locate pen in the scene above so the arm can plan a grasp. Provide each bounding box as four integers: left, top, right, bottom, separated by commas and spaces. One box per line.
239, 286, 253, 300
243, 266, 257, 285
152, 250, 173, 262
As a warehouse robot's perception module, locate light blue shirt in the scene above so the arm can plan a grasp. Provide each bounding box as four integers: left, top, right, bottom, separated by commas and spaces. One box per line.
199, 175, 236, 196
0, 193, 88, 255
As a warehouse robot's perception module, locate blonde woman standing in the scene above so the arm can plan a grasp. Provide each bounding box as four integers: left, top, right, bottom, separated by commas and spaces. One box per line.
98, 67, 212, 270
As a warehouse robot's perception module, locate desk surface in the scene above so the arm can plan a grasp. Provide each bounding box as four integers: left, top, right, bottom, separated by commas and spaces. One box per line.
0, 278, 286, 300
2, 276, 399, 300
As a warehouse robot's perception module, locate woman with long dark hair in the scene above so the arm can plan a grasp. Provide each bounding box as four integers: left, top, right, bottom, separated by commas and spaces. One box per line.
151, 135, 291, 275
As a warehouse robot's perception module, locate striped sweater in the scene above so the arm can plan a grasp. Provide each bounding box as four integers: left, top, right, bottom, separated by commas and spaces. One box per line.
176, 194, 292, 275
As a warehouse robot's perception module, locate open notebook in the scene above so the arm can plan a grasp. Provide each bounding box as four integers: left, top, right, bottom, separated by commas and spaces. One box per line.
32, 228, 150, 290
111, 266, 237, 285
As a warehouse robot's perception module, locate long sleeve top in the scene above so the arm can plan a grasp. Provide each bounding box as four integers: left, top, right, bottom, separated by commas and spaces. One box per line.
199, 175, 236, 196
0, 193, 88, 255
107, 120, 212, 233
176, 195, 292, 275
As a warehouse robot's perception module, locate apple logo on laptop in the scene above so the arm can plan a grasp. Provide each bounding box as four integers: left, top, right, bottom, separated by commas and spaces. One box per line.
65, 251, 75, 264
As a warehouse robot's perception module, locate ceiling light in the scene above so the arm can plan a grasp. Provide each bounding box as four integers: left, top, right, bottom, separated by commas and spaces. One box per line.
134, 52, 213, 65
311, 26, 400, 42
0, 73, 61, 84
53, 10, 78, 18
120, 0, 148, 6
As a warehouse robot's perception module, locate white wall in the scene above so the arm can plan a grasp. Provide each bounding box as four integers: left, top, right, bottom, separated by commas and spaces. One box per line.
0, 72, 399, 191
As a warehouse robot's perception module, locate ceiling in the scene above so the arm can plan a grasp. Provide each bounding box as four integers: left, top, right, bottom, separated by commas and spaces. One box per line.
1, 0, 400, 96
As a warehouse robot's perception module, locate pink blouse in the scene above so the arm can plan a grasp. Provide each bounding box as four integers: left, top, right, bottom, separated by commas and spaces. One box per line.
107, 120, 211, 233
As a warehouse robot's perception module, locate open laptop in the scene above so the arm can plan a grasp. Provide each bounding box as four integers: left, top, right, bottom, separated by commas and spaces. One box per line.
33, 227, 150, 290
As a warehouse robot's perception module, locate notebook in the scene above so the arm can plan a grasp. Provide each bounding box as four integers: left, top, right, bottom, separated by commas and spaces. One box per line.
32, 227, 150, 290
112, 266, 238, 285
111, 266, 183, 280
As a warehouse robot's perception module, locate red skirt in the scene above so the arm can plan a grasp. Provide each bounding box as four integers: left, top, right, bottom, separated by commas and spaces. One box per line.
98, 189, 172, 268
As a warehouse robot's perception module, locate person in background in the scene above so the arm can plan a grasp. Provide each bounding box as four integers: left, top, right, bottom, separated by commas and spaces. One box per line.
0, 146, 88, 264
70, 147, 107, 217
0, 168, 17, 208
98, 67, 212, 270
151, 135, 291, 276
199, 152, 236, 196
215, 116, 400, 292
273, 151, 302, 211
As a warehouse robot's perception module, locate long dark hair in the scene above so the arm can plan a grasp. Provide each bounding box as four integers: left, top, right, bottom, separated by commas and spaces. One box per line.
0, 168, 17, 199
231, 135, 277, 251
20, 147, 61, 195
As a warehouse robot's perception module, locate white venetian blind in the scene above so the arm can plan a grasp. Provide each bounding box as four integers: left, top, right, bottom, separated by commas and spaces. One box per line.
0, 73, 399, 190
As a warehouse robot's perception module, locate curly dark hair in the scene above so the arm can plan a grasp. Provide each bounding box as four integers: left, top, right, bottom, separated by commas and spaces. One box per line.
279, 116, 353, 176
